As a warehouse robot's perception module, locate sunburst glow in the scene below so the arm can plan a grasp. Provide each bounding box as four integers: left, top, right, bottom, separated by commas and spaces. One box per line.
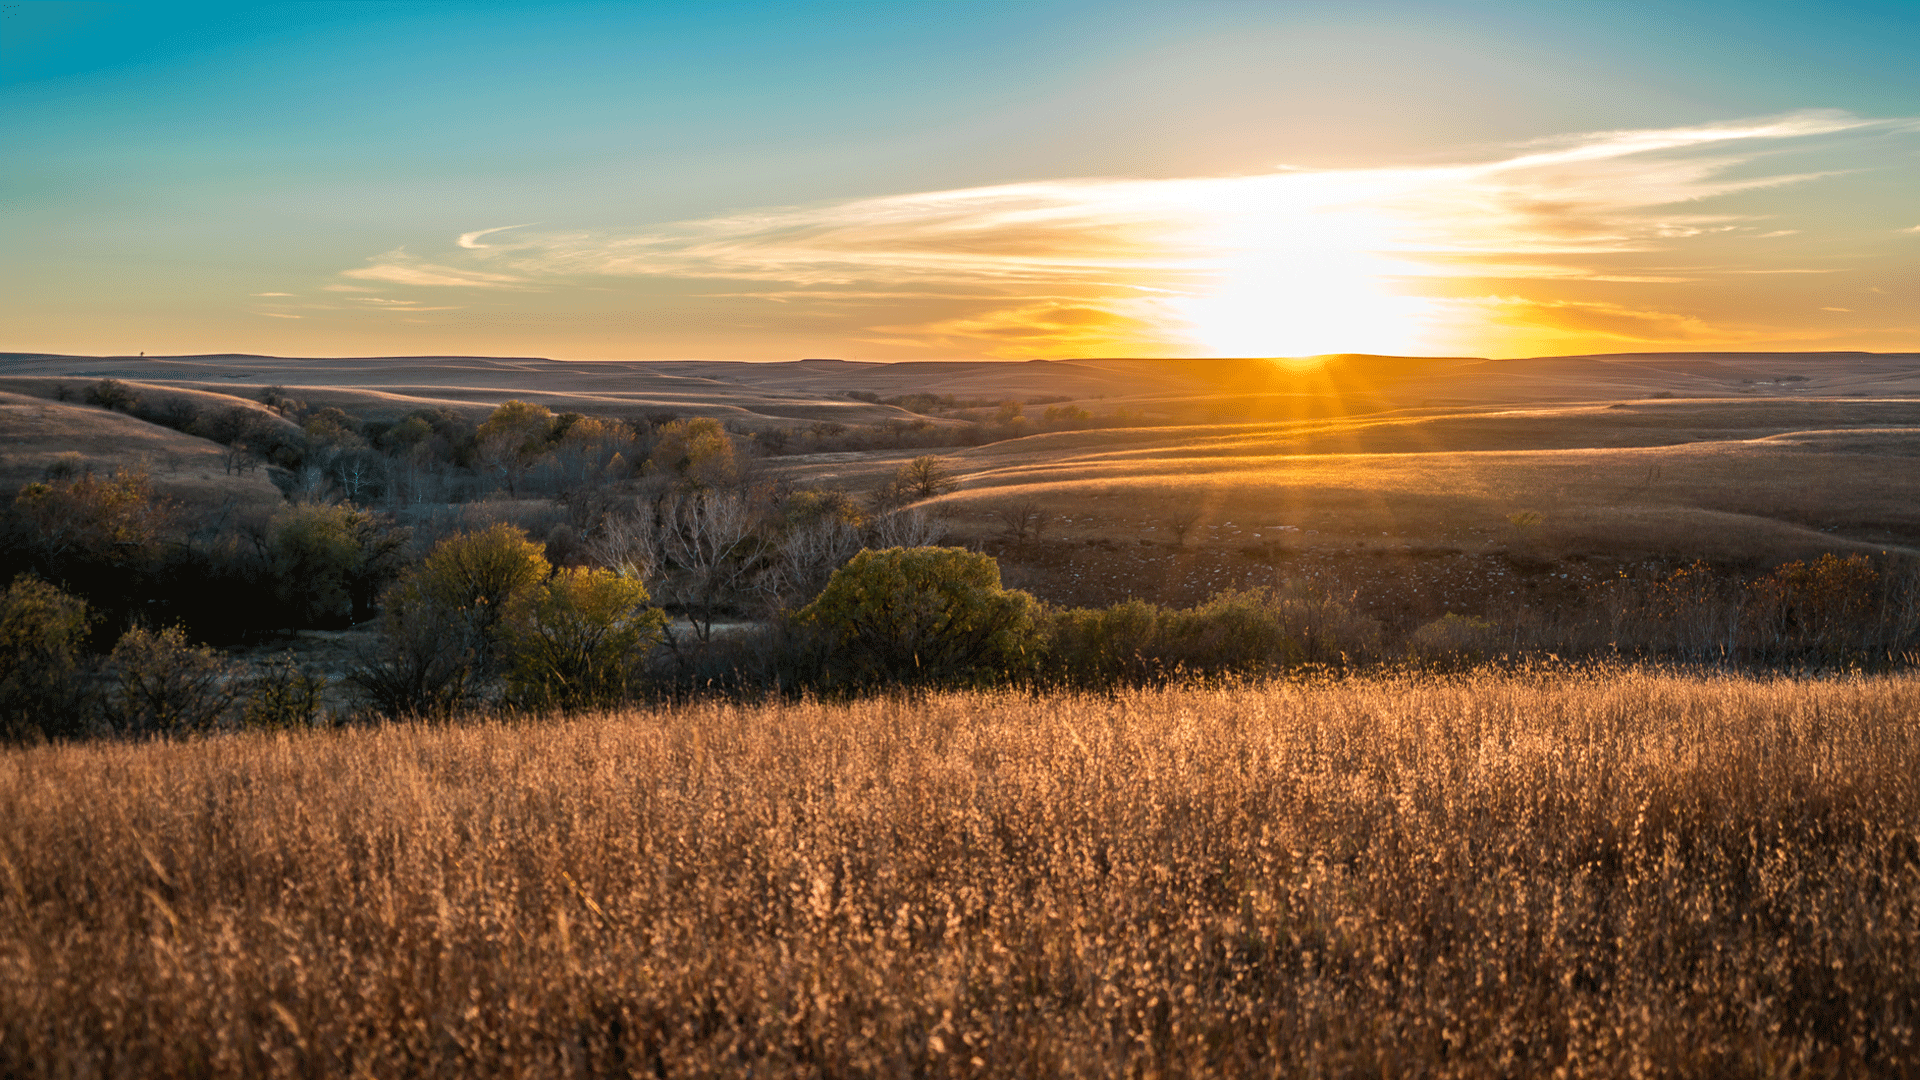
1160, 171, 1440, 356
319, 111, 1916, 360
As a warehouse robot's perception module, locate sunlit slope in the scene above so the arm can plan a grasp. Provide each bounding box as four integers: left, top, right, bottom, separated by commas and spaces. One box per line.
0, 392, 285, 512
912, 399, 1920, 561
8, 351, 1920, 427
0, 355, 928, 429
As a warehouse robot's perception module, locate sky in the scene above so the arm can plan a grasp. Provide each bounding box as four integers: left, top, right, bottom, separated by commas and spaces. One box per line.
3, 0, 1917, 362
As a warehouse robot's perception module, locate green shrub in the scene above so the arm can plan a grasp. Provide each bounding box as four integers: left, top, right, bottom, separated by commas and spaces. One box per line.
1042, 598, 1165, 684
350, 525, 551, 718
401, 523, 550, 644
267, 503, 411, 627
0, 576, 94, 743
1042, 587, 1379, 685
500, 568, 666, 710
796, 547, 1039, 688
105, 625, 240, 737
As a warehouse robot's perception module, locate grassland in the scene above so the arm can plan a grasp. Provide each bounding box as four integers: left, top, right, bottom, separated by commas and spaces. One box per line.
0, 391, 284, 514
5, 670, 1919, 1077
7, 350, 1919, 570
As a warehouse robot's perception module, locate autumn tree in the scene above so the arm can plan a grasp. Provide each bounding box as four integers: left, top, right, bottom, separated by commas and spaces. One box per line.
476, 400, 558, 496
350, 524, 551, 717
649, 417, 744, 489
268, 504, 412, 627
0, 577, 93, 743
14, 468, 171, 573
797, 547, 1040, 688
499, 568, 666, 709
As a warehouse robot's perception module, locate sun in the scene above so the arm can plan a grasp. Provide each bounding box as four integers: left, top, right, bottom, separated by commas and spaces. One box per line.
1155, 171, 1440, 357
1172, 248, 1434, 357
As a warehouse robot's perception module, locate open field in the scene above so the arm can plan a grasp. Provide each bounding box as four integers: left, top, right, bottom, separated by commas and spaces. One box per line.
4, 671, 1919, 1077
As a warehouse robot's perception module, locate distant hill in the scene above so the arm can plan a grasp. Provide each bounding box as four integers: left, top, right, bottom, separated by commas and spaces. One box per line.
4, 350, 1917, 429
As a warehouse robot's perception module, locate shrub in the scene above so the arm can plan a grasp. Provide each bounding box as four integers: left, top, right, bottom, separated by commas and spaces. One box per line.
1408, 612, 1505, 665
240, 653, 329, 729
268, 504, 412, 627
1042, 598, 1164, 684
0, 576, 94, 743
41, 452, 85, 482
796, 547, 1039, 688
347, 600, 485, 720
104, 625, 240, 737
1745, 553, 1889, 663
499, 568, 666, 710
350, 525, 551, 718
1042, 587, 1379, 685
82, 378, 139, 412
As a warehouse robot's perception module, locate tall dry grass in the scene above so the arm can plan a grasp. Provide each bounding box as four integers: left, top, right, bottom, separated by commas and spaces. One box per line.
4, 670, 1919, 1077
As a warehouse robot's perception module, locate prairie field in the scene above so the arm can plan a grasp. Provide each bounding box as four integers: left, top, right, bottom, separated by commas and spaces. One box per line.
5, 670, 1920, 1077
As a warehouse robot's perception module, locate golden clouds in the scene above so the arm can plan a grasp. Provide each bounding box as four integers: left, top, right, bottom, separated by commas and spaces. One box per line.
328, 110, 1919, 358
869, 300, 1179, 359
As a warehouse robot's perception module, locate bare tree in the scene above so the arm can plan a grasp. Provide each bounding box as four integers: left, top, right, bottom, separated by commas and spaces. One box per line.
331, 449, 390, 504
893, 455, 961, 499
583, 506, 661, 583
1166, 508, 1203, 546
994, 501, 1050, 543
220, 440, 263, 476
761, 515, 863, 610
657, 490, 768, 646
289, 463, 334, 505
866, 507, 949, 549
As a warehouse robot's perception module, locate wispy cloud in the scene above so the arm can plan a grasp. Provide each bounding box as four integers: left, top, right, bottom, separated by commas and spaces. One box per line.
342, 249, 531, 289
457, 223, 538, 249
332, 110, 1916, 355
352, 296, 462, 312
250, 291, 294, 297
261, 312, 302, 319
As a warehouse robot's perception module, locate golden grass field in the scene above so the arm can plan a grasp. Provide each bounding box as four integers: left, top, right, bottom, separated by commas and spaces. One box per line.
5, 670, 1919, 1077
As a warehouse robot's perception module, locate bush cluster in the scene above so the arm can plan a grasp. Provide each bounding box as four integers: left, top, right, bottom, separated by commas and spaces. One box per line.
1, 465, 413, 642
350, 525, 666, 718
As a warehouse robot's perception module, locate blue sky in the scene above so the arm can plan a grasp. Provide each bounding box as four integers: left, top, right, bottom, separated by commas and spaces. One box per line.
4, 0, 1917, 359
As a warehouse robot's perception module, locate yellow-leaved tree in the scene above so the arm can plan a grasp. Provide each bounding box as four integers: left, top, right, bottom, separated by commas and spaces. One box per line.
499, 568, 666, 710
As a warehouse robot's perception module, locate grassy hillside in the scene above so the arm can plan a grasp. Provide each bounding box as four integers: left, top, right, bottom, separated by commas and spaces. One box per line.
5, 672, 1918, 1076
0, 391, 283, 514
750, 397, 1920, 564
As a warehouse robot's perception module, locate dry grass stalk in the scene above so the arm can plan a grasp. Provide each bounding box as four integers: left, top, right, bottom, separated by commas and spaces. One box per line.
4, 670, 1919, 1076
